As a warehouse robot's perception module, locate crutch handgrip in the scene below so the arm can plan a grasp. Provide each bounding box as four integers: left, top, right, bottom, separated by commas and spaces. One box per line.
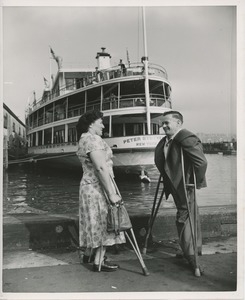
185, 184, 195, 187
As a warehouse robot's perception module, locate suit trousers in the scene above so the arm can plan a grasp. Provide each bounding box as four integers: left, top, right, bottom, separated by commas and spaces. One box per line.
170, 186, 202, 257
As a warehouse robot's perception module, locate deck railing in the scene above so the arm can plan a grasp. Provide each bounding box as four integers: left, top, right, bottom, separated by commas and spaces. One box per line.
27, 62, 168, 112
28, 95, 171, 130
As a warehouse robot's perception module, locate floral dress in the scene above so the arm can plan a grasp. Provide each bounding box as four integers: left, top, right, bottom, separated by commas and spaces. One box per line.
76, 132, 125, 249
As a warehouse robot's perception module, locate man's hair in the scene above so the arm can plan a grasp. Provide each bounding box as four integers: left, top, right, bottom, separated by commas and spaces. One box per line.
162, 110, 183, 123
76, 110, 103, 140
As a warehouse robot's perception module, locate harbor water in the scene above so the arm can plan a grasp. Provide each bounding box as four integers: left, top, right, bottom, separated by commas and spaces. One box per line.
3, 154, 236, 216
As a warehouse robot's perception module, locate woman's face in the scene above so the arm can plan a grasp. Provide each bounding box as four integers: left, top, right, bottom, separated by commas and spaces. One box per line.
90, 118, 104, 136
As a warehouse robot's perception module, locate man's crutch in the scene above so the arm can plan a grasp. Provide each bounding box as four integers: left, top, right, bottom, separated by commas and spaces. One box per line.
142, 175, 165, 255
181, 148, 201, 277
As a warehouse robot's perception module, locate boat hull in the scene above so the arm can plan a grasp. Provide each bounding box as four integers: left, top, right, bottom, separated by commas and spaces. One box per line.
27, 134, 164, 175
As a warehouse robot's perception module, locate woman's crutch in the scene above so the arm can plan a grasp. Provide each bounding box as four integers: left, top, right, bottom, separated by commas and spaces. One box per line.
109, 176, 150, 276
181, 148, 201, 277
98, 245, 104, 272
125, 229, 150, 276
142, 175, 165, 254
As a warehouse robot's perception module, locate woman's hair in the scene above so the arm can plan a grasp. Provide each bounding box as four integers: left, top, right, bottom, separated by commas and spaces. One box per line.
76, 110, 103, 140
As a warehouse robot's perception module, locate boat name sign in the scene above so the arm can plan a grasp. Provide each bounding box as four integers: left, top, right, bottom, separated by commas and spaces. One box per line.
105, 135, 163, 149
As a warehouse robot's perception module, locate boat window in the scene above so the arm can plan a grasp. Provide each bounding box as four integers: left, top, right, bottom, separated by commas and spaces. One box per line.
45, 103, 54, 124
125, 123, 143, 136
68, 93, 86, 118
103, 84, 118, 100
87, 87, 101, 111
149, 80, 164, 95
54, 125, 65, 144
164, 83, 171, 99
152, 123, 159, 134
102, 93, 119, 110
32, 133, 36, 147
68, 127, 77, 142
32, 111, 38, 128
66, 78, 75, 90
87, 87, 101, 102
120, 80, 145, 108
75, 78, 84, 89
38, 108, 45, 126
44, 128, 52, 144
54, 100, 66, 121
120, 80, 144, 97
38, 131, 43, 146
112, 124, 123, 137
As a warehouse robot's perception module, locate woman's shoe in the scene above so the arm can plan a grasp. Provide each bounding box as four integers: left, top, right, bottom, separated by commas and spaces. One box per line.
93, 261, 119, 272
83, 254, 95, 264
83, 254, 108, 264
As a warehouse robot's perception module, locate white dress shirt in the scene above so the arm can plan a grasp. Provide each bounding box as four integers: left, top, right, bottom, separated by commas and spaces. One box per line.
163, 128, 182, 158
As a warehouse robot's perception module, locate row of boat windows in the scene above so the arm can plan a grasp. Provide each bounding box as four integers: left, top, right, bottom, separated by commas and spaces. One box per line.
28, 79, 171, 121
27, 96, 170, 130
28, 123, 160, 147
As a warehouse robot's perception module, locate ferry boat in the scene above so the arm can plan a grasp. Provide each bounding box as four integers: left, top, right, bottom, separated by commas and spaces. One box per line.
25, 46, 172, 180
25, 9, 172, 180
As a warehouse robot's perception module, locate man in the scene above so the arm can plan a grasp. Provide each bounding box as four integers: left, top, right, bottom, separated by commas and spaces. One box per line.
154, 110, 207, 274
118, 59, 127, 76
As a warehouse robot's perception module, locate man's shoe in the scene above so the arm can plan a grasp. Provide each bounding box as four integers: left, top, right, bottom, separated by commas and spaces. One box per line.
93, 261, 119, 272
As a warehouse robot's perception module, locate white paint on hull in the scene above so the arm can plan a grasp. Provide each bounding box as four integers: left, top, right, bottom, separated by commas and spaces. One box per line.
28, 134, 164, 172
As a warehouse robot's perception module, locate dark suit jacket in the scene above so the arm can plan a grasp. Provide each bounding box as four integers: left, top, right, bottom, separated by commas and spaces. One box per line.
154, 129, 207, 200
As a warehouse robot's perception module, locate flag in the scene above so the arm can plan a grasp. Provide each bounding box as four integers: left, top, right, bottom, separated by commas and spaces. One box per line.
43, 77, 50, 88
50, 46, 57, 60
50, 46, 62, 69
126, 48, 130, 67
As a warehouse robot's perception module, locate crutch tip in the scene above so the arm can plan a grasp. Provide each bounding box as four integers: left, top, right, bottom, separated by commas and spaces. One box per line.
142, 267, 150, 276
142, 248, 147, 255
194, 268, 201, 277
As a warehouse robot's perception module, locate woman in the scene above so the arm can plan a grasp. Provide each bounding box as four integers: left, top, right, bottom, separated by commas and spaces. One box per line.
76, 110, 125, 272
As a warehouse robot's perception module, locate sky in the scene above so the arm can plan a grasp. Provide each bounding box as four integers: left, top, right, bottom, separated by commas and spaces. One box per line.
2, 2, 241, 136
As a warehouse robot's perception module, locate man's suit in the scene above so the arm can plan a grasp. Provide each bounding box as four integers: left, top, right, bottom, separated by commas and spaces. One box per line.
154, 129, 207, 257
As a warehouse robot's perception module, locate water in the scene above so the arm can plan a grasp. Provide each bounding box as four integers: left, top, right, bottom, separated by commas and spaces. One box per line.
3, 154, 236, 216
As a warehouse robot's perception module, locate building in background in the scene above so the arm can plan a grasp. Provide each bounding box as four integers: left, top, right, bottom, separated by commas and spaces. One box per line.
3, 103, 27, 166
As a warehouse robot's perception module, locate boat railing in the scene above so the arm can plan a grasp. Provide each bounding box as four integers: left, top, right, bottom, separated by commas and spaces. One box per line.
28, 62, 168, 112
27, 94, 171, 129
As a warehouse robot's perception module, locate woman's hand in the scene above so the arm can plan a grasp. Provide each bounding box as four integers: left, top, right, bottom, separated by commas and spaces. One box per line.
108, 193, 121, 204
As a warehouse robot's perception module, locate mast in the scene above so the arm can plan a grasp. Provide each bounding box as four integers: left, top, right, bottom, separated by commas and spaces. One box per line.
142, 7, 151, 135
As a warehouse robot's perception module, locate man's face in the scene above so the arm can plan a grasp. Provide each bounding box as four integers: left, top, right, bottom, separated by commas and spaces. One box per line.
162, 115, 181, 137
